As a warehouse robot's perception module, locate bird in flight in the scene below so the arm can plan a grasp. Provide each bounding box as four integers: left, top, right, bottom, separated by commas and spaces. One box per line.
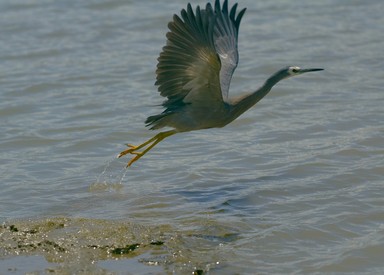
118, 0, 323, 167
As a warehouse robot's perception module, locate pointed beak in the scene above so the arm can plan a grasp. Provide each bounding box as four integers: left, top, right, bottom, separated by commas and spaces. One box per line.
299, 68, 324, 73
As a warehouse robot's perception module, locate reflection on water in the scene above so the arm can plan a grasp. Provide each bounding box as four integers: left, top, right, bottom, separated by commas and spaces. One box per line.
1, 0, 384, 274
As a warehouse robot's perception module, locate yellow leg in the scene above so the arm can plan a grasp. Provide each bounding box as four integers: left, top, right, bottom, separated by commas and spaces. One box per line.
117, 130, 176, 167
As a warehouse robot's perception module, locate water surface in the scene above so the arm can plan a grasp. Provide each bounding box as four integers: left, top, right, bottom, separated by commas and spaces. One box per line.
1, 0, 384, 274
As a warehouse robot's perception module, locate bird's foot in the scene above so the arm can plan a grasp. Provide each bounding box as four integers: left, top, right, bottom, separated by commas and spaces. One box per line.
117, 144, 145, 167
117, 131, 176, 168
117, 144, 137, 158
126, 152, 143, 167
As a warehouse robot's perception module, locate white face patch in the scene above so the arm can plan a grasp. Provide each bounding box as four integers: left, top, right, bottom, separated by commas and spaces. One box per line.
288, 66, 301, 75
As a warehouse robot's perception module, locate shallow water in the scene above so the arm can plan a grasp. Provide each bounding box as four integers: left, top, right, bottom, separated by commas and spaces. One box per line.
1, 0, 384, 274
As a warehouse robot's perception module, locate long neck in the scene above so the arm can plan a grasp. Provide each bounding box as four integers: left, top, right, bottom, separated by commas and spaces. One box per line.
229, 72, 283, 120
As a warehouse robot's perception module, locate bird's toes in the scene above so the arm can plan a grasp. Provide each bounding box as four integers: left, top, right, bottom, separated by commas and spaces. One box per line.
125, 143, 137, 149
127, 155, 141, 167
117, 152, 124, 158
117, 149, 134, 158
131, 151, 143, 157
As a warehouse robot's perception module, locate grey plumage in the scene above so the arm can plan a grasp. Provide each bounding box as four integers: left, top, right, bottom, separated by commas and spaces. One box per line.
118, 0, 323, 167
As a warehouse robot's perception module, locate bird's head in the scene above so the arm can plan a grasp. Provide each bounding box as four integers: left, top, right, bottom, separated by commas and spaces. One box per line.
285, 66, 324, 78
266, 66, 323, 87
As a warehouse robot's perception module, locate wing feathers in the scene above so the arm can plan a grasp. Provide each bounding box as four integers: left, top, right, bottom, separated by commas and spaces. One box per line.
155, 1, 246, 110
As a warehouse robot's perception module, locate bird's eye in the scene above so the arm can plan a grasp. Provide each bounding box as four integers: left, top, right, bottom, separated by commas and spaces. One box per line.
291, 68, 299, 73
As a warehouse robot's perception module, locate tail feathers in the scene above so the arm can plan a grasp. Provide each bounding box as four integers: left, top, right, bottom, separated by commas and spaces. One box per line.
145, 112, 172, 130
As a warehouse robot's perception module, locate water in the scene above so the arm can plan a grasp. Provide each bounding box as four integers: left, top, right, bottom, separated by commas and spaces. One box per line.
1, 0, 384, 274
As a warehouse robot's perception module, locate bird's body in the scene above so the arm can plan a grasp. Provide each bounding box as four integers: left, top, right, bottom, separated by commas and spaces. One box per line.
118, 0, 323, 167
150, 103, 231, 132
145, 0, 246, 133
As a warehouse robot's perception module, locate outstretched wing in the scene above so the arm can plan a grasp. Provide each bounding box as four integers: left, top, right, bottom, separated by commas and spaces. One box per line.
155, 0, 246, 109
214, 0, 246, 100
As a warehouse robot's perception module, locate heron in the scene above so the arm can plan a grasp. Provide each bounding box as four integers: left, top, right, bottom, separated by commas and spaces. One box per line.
118, 0, 323, 167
